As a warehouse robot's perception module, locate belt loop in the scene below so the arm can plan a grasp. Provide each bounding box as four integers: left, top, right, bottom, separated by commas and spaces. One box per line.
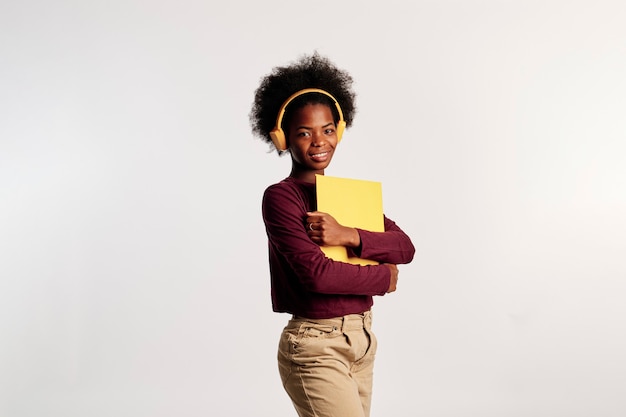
364, 310, 372, 329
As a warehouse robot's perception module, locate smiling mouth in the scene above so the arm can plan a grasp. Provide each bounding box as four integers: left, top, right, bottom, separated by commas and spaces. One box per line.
309, 151, 330, 162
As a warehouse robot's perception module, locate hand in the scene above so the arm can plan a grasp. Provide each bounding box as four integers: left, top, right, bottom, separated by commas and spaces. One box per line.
385, 264, 398, 293
306, 211, 361, 248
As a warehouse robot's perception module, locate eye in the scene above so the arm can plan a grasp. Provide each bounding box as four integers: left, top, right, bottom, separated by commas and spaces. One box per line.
324, 128, 335, 135
297, 131, 310, 138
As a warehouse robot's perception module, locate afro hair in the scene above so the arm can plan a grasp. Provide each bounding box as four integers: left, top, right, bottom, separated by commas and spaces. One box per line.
249, 52, 357, 154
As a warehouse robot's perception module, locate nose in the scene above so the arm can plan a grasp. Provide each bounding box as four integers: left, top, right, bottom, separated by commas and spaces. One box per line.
312, 132, 326, 146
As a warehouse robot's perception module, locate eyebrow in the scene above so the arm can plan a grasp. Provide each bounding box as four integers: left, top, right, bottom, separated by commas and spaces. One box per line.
295, 122, 335, 130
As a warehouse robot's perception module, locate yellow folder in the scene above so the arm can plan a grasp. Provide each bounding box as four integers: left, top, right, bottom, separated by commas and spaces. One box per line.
315, 174, 384, 266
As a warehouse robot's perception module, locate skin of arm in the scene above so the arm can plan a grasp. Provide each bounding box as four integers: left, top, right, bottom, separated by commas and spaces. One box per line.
263, 185, 392, 296
306, 210, 415, 265
305, 211, 361, 247
305, 210, 412, 293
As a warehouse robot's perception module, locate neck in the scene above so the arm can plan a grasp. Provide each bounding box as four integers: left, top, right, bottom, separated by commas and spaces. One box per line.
289, 168, 323, 184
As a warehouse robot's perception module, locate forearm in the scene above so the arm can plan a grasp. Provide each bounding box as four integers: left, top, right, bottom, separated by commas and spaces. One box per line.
276, 240, 391, 296
264, 187, 391, 296
356, 216, 415, 264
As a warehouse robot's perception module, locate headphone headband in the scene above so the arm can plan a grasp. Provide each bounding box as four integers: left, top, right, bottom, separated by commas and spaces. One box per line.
269, 88, 346, 151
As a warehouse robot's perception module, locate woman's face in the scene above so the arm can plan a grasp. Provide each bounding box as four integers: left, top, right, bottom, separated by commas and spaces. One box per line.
287, 103, 339, 182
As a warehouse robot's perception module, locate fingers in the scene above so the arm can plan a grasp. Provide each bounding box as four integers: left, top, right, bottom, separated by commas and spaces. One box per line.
305, 212, 328, 235
306, 214, 320, 233
305, 212, 350, 246
306, 220, 322, 245
306, 220, 322, 234
306, 211, 336, 223
306, 212, 326, 225
306, 211, 339, 231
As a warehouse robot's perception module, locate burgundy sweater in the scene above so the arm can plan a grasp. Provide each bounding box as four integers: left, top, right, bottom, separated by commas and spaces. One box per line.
262, 176, 415, 319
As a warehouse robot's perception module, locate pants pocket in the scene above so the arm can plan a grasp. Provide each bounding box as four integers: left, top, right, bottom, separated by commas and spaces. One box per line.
362, 327, 378, 363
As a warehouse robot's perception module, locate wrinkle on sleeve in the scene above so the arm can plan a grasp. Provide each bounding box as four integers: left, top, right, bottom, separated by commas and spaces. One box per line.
262, 184, 391, 296
356, 215, 416, 264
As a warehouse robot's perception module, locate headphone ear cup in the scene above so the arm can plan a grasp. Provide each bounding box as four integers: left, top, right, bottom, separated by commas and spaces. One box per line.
269, 128, 287, 151
336, 120, 346, 143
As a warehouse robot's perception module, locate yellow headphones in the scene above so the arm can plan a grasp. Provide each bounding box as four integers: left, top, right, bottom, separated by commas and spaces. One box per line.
269, 88, 346, 151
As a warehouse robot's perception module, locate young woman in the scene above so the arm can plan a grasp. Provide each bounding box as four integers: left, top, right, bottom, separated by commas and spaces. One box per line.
250, 52, 415, 417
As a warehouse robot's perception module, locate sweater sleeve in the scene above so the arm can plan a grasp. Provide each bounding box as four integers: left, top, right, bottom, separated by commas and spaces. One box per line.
262, 184, 390, 296
356, 216, 416, 264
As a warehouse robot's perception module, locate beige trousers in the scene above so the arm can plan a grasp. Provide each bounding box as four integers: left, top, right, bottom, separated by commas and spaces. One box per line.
277, 311, 377, 417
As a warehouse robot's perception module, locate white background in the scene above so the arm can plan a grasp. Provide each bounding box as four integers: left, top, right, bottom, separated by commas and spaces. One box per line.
1, 1, 625, 416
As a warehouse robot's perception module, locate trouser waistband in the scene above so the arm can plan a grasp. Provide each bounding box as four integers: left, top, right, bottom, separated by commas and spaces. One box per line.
289, 310, 372, 332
